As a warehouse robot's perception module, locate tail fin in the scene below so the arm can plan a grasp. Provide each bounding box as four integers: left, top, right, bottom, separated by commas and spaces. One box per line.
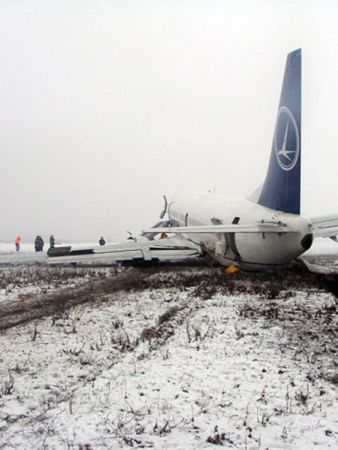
258, 49, 301, 214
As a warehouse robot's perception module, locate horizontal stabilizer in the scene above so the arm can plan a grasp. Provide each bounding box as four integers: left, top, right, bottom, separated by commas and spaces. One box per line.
311, 214, 338, 238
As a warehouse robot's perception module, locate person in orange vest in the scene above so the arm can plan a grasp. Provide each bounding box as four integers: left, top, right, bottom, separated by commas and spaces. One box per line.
15, 235, 21, 252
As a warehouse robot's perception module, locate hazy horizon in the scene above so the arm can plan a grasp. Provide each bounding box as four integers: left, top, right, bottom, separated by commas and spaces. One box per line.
1, 1, 338, 244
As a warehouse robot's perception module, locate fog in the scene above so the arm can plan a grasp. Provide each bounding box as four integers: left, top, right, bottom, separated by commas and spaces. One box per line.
1, 0, 338, 243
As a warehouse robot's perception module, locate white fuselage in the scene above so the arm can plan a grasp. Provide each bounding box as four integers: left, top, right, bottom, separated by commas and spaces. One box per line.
168, 191, 313, 269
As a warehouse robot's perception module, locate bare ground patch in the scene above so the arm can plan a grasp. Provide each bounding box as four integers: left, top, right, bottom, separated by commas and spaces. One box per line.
1, 260, 338, 332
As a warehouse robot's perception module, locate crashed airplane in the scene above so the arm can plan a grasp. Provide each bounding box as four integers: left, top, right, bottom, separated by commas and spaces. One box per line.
48, 49, 338, 270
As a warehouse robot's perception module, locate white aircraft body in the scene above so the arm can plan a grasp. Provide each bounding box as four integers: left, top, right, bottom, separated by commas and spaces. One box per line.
48, 49, 338, 270
160, 192, 312, 270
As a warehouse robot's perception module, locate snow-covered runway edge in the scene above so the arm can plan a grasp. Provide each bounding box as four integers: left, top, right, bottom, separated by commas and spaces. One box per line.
0, 264, 337, 449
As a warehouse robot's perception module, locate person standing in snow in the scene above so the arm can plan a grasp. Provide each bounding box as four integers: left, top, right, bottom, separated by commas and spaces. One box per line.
49, 234, 55, 248
15, 235, 21, 252
99, 236, 106, 246
34, 235, 44, 252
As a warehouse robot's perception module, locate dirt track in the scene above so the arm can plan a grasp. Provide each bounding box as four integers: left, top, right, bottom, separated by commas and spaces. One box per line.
0, 264, 206, 330
0, 267, 149, 330
1, 260, 338, 332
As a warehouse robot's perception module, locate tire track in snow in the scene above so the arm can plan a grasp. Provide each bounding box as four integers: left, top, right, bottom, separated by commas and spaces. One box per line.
0, 268, 149, 330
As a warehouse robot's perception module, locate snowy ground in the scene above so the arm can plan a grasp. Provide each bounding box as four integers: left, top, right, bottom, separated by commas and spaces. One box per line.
0, 265, 114, 306
0, 261, 337, 449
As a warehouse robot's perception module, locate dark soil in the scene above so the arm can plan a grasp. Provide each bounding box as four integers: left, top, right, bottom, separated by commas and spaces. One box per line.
0, 260, 337, 331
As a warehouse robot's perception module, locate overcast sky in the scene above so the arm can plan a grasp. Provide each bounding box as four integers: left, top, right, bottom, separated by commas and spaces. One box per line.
1, 0, 338, 243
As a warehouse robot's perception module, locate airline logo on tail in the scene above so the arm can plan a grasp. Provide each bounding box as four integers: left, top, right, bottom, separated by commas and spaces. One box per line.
257, 49, 301, 214
274, 106, 300, 171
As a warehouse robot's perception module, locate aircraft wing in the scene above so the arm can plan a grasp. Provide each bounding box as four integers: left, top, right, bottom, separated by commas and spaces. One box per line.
311, 214, 338, 238
142, 222, 293, 234
47, 235, 201, 265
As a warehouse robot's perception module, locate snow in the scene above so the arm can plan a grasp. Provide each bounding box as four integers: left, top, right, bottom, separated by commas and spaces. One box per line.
0, 243, 36, 254
0, 266, 113, 305
0, 263, 337, 449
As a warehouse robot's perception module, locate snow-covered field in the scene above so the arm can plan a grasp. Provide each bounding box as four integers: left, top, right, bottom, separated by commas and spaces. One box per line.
0, 261, 337, 449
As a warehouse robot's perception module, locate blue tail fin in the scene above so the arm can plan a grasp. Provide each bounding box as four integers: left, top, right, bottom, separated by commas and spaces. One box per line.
258, 49, 301, 214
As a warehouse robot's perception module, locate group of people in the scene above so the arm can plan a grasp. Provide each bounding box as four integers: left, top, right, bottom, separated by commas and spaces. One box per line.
14, 234, 106, 252
14, 234, 55, 252
34, 235, 55, 252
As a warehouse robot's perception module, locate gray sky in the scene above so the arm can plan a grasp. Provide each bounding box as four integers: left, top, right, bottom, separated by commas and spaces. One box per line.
1, 0, 338, 243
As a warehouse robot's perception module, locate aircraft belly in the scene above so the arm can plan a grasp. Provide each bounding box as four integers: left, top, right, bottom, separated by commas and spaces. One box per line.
235, 232, 304, 264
